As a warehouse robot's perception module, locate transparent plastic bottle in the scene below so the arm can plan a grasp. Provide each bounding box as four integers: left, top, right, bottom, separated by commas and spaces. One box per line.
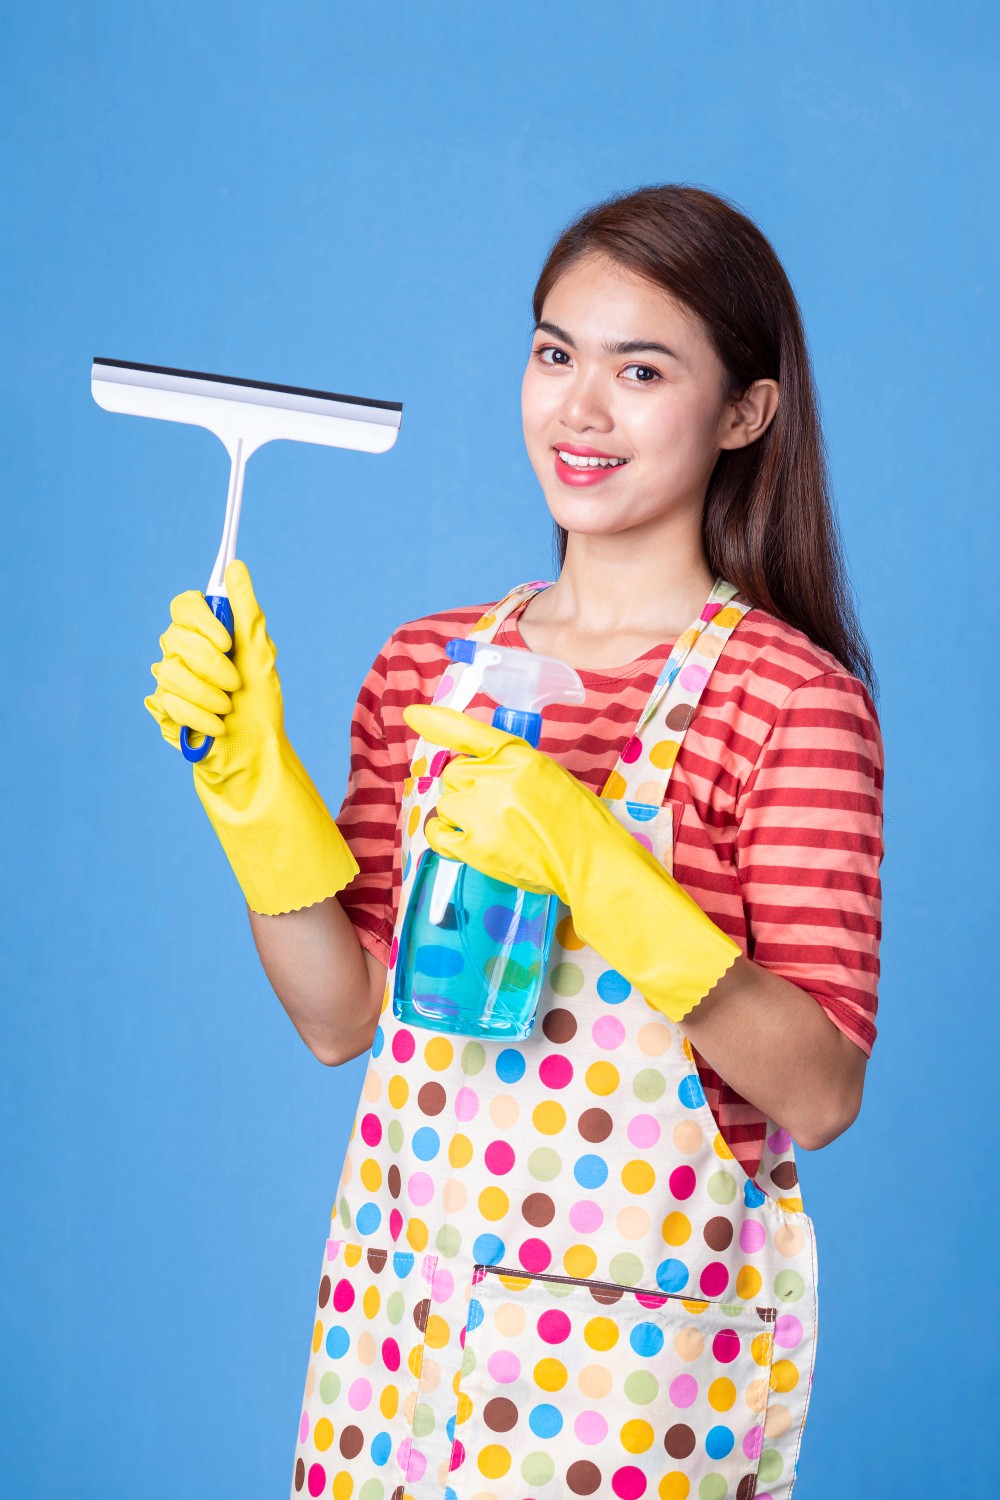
393, 637, 585, 1040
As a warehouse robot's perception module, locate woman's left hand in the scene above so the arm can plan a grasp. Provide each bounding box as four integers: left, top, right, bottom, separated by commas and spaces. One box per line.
401, 700, 742, 1024
401, 702, 591, 898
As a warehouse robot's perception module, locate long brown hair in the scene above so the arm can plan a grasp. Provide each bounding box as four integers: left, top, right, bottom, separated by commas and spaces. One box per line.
532, 184, 876, 695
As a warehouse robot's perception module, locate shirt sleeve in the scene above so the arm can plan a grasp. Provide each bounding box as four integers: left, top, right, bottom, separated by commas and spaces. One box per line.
333, 632, 402, 968
733, 670, 885, 1055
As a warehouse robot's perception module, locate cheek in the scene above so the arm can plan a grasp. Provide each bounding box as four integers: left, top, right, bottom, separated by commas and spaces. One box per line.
522, 366, 560, 433
636, 391, 718, 466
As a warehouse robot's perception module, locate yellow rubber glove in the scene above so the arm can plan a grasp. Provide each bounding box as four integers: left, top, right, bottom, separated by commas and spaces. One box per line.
402, 703, 740, 1022
144, 559, 359, 915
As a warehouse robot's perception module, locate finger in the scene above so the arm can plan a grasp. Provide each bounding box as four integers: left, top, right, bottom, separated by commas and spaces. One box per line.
151, 657, 233, 718
432, 789, 465, 830
440, 756, 481, 794
425, 815, 468, 861
144, 690, 182, 748
158, 689, 227, 740
403, 703, 515, 757
224, 558, 279, 677
159, 622, 242, 692
168, 590, 234, 653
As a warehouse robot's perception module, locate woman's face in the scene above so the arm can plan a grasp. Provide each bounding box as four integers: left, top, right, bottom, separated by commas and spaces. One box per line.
521, 253, 742, 542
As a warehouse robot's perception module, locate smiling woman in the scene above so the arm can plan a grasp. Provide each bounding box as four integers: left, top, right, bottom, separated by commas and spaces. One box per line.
144, 182, 883, 1500
281, 186, 884, 1500
523, 186, 874, 692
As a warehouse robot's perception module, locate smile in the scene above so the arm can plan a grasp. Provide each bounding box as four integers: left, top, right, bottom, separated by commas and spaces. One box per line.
552, 447, 631, 486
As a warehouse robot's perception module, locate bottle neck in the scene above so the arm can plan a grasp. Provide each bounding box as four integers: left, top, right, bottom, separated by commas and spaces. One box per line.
492, 705, 542, 748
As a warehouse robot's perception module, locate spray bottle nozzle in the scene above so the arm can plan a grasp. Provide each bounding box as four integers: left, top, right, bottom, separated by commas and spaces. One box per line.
445, 637, 585, 748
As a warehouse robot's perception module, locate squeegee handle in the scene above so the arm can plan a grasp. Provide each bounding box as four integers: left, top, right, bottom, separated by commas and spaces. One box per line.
180, 593, 235, 763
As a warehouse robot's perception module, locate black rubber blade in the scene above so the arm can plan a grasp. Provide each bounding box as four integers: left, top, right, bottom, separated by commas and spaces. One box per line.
92, 357, 403, 412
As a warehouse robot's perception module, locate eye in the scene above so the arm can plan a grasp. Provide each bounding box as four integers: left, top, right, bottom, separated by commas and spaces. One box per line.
534, 344, 570, 366
622, 363, 661, 384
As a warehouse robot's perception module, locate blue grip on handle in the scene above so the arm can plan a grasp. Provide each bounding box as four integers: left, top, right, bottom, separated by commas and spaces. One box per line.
180, 593, 235, 763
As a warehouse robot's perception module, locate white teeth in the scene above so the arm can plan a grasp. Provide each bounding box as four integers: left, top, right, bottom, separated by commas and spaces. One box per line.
556, 450, 628, 468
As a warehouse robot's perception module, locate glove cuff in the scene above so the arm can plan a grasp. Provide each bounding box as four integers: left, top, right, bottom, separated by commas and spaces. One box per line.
221, 806, 360, 915
194, 740, 360, 915
569, 838, 741, 1024
639, 920, 741, 1023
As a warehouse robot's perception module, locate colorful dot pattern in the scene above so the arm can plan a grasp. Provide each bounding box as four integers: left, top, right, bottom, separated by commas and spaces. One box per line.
290, 578, 819, 1500
292, 1241, 438, 1498
453, 1266, 776, 1498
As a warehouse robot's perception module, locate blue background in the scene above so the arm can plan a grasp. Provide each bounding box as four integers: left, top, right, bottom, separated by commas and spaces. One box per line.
2, 3, 995, 1495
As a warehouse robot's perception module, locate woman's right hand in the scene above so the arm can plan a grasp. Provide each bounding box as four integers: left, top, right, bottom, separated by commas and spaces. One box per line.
143, 559, 359, 915
144, 558, 286, 776
145, 587, 242, 755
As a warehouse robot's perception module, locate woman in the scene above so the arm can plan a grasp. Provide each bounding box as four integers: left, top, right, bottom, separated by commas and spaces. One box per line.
146, 185, 883, 1500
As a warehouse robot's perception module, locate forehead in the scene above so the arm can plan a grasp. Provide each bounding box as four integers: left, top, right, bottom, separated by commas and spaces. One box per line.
541, 253, 701, 344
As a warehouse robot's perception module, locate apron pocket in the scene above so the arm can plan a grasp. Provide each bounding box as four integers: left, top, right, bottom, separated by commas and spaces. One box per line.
449, 1265, 776, 1500
293, 1238, 438, 1494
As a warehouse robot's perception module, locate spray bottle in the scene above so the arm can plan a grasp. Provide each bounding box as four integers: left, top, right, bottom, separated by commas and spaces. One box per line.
393, 638, 585, 1039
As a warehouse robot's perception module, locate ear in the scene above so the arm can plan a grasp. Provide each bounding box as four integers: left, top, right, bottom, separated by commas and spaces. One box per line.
718, 378, 780, 450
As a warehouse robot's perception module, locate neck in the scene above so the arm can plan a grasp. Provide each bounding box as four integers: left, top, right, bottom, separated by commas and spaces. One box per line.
545, 514, 716, 636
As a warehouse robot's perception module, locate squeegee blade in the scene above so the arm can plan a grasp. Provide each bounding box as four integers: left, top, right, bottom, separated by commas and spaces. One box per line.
90, 357, 403, 454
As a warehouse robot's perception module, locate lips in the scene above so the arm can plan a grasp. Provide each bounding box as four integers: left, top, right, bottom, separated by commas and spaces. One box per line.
552, 448, 630, 487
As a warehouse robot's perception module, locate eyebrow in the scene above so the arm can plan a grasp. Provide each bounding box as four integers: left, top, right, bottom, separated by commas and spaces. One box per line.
532, 319, 681, 361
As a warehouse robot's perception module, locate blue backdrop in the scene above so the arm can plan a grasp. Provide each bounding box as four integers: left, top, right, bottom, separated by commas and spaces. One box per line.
2, 3, 995, 1495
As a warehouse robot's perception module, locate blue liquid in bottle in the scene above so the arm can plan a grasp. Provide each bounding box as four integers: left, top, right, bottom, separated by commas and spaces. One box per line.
393, 853, 560, 1039
392, 634, 585, 1039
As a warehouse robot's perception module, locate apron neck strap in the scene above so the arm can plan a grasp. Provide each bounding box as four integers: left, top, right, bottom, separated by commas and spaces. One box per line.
602, 579, 752, 805
469, 580, 553, 643
427, 580, 554, 717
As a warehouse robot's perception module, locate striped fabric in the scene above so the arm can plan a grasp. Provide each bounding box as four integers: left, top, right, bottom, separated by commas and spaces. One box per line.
333, 592, 884, 1180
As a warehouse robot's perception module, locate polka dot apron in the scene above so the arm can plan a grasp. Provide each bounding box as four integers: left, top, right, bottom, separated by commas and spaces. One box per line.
291, 577, 819, 1500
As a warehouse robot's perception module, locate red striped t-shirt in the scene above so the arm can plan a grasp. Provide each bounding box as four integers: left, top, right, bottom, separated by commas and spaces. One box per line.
333, 589, 884, 1181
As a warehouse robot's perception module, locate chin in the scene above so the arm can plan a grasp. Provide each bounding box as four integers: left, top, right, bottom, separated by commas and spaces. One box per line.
546, 502, 632, 537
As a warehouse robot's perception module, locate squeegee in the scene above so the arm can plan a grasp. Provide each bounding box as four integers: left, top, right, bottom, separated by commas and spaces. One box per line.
92, 358, 402, 761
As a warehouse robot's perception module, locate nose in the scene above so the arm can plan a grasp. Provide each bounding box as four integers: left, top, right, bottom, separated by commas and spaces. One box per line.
558, 366, 614, 436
